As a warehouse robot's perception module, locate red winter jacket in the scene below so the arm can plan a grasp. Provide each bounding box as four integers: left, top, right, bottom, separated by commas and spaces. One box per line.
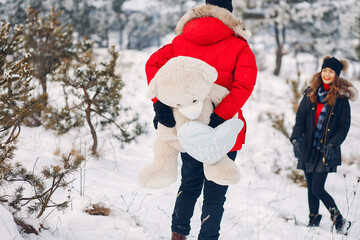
145, 5, 257, 151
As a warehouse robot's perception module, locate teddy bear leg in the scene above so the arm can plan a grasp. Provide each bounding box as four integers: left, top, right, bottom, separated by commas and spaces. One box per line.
203, 156, 240, 186
139, 139, 179, 189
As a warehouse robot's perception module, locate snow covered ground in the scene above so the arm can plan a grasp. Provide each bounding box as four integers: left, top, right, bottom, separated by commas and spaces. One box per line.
1, 48, 359, 240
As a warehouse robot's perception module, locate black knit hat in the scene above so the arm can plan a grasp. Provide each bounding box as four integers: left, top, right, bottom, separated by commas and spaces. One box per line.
321, 57, 343, 76
206, 0, 233, 12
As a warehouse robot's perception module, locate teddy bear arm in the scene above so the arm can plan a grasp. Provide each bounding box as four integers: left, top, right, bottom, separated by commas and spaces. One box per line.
157, 123, 178, 141
203, 155, 240, 185
207, 84, 230, 106
139, 139, 179, 188
156, 110, 187, 151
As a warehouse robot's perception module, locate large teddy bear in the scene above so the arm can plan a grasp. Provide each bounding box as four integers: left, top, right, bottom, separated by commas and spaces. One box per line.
139, 56, 243, 189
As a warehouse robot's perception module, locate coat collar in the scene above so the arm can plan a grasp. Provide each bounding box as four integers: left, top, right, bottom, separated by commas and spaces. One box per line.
175, 4, 249, 38
339, 78, 358, 101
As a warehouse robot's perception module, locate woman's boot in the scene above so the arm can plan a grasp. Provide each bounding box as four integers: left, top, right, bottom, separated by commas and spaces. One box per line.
330, 208, 352, 235
171, 232, 187, 240
308, 214, 322, 227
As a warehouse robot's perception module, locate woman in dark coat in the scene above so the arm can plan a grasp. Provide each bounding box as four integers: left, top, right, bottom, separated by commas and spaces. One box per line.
290, 56, 358, 234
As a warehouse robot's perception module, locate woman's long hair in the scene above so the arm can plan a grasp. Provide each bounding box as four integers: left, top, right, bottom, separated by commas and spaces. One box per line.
309, 72, 341, 106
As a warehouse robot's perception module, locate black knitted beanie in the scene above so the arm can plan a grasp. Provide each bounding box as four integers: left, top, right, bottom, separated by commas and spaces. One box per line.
322, 57, 343, 76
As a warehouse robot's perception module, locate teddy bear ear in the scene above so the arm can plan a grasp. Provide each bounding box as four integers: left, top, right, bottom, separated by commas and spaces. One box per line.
198, 63, 218, 83
147, 79, 158, 99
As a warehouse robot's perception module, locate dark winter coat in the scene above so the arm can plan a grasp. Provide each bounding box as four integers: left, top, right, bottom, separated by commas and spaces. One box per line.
290, 79, 358, 168
145, 4, 258, 151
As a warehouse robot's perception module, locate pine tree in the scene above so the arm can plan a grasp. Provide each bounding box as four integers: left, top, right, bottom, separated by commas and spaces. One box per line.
9, 153, 85, 218
22, 6, 74, 117
0, 22, 42, 182
47, 40, 146, 156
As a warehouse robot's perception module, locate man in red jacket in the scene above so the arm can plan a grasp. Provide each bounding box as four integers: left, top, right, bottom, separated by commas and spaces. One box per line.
145, 1, 257, 239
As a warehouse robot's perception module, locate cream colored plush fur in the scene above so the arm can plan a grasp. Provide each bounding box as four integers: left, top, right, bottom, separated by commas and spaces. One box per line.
139, 56, 240, 189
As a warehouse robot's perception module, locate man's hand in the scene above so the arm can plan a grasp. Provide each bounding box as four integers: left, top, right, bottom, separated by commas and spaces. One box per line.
153, 100, 176, 129
208, 112, 225, 128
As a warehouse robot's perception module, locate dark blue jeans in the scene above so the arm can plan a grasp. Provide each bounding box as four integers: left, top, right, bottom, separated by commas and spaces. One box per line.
171, 151, 237, 240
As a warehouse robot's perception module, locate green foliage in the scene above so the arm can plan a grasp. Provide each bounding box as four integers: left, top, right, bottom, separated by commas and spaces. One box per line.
47, 40, 146, 155
8, 153, 85, 218
43, 104, 84, 134
22, 6, 74, 105
0, 22, 43, 182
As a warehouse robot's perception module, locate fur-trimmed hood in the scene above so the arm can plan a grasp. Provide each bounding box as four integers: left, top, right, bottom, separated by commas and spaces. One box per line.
175, 4, 249, 38
339, 78, 358, 101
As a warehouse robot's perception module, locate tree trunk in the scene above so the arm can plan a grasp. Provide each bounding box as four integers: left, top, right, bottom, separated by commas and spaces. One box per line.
273, 23, 286, 76
274, 45, 283, 76
83, 87, 98, 155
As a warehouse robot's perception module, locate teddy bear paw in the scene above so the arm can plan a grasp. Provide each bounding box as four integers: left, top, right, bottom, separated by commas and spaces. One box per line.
203, 157, 240, 186
139, 163, 178, 189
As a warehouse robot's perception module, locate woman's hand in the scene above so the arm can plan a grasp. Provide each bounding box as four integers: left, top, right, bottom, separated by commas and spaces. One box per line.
321, 143, 337, 160
292, 139, 303, 160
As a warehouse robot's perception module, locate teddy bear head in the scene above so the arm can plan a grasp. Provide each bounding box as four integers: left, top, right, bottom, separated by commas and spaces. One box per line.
147, 56, 218, 119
